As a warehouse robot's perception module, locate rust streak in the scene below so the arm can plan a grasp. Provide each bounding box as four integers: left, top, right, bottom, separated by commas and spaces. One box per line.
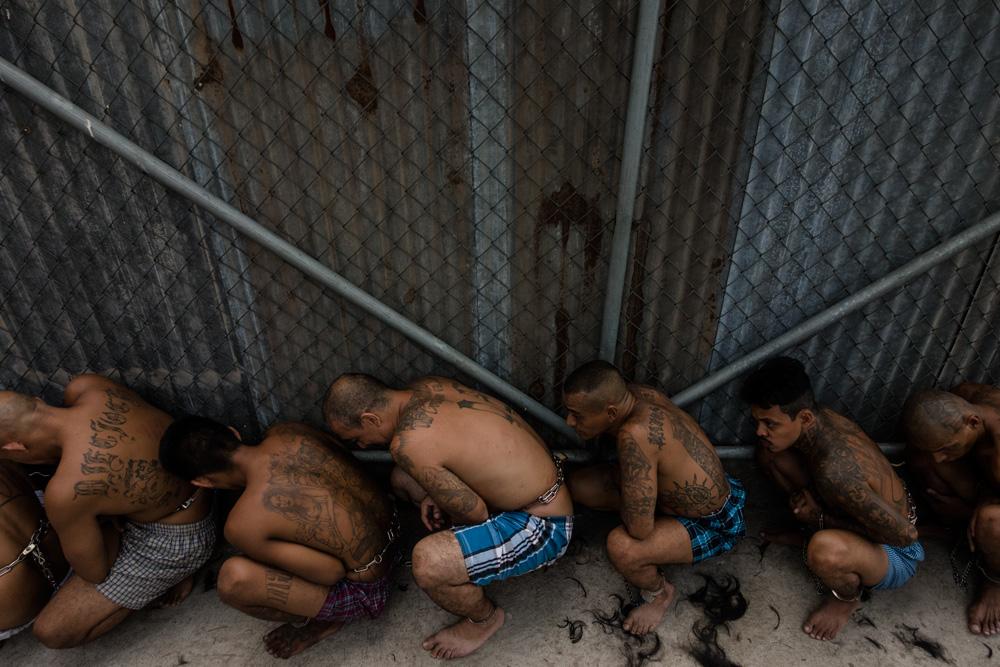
346, 59, 378, 114
319, 0, 336, 41
226, 0, 244, 50
413, 0, 428, 24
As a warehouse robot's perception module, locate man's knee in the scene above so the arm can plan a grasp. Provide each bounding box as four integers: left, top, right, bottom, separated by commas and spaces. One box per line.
216, 556, 258, 606
32, 611, 80, 650
806, 530, 851, 573
606, 526, 642, 570
973, 504, 1000, 546
411, 537, 450, 589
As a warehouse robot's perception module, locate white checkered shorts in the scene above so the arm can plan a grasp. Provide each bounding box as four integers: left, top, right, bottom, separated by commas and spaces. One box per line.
95, 514, 216, 610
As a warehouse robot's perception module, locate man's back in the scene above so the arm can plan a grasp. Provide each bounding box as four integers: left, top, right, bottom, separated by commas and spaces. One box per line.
623, 384, 730, 518
47, 375, 203, 524
230, 423, 393, 578
393, 377, 569, 516
808, 408, 910, 529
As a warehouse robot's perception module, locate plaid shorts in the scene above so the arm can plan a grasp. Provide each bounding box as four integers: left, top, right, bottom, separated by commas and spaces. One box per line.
314, 576, 391, 623
95, 513, 216, 610
676, 477, 746, 563
873, 540, 924, 590
453, 511, 573, 586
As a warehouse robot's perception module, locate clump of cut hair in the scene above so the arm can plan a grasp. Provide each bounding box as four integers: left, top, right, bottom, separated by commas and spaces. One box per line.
562, 360, 628, 410
739, 356, 816, 418
0, 391, 37, 442
900, 389, 967, 450
159, 415, 242, 481
323, 373, 391, 428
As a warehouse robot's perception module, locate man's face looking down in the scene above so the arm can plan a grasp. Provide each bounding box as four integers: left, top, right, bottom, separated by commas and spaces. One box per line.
749, 404, 803, 453
563, 392, 610, 441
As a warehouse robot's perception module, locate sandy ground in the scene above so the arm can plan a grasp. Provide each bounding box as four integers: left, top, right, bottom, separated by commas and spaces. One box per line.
1, 462, 994, 666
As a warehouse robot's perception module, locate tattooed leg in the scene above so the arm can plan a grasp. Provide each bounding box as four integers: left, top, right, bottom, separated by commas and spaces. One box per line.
411, 531, 505, 660
216, 557, 343, 659
390, 465, 429, 505
803, 529, 888, 641
969, 504, 1000, 636
566, 463, 621, 511
606, 518, 693, 636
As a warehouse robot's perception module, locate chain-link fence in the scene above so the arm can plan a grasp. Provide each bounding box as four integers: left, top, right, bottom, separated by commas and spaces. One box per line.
1, 0, 998, 445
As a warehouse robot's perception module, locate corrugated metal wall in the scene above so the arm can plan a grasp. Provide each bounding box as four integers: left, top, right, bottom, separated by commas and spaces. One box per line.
1, 0, 998, 443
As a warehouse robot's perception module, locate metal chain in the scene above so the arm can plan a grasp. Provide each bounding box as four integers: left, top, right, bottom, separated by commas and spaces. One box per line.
0, 519, 56, 588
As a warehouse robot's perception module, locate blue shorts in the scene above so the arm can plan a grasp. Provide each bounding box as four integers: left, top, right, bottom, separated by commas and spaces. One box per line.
873, 540, 924, 590
452, 511, 573, 586
675, 477, 747, 563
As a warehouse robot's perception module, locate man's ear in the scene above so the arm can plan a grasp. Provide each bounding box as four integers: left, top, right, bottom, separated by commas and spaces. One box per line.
361, 412, 382, 428
191, 476, 215, 489
797, 409, 816, 428
1, 441, 26, 452
966, 412, 982, 431
606, 404, 618, 421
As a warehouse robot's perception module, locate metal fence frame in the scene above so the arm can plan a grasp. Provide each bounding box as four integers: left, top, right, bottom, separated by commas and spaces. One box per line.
1, 2, 996, 456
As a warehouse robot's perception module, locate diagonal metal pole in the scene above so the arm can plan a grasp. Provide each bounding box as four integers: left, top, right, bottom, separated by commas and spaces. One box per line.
671, 210, 1000, 407
599, 0, 662, 361
0, 56, 581, 444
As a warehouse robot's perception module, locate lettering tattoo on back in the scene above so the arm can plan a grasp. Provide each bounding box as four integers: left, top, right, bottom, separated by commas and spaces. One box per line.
619, 434, 657, 523
648, 407, 666, 450
73, 389, 184, 506
261, 438, 384, 563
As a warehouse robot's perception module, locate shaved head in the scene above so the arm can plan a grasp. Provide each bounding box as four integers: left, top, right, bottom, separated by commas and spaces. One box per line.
901, 389, 969, 450
323, 373, 391, 428
0, 391, 36, 442
562, 360, 628, 411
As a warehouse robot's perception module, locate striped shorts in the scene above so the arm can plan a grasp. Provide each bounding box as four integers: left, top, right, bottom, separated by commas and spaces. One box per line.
675, 477, 747, 563
453, 511, 573, 586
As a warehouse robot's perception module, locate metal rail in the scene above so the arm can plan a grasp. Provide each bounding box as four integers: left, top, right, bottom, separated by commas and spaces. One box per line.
599, 0, 663, 361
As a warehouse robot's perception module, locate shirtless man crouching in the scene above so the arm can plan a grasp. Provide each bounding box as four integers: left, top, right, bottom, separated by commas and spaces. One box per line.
324, 374, 574, 660
901, 384, 1000, 636
742, 357, 920, 641
0, 375, 215, 647
160, 418, 397, 659
0, 462, 69, 643
563, 361, 746, 636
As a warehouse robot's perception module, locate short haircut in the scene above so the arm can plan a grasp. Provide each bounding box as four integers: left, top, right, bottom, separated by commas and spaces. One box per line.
739, 356, 817, 417
323, 373, 391, 428
900, 389, 967, 449
159, 416, 242, 481
562, 360, 628, 409
0, 392, 36, 442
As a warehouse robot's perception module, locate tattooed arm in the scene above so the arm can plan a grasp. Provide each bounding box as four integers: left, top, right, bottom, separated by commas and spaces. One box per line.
391, 433, 487, 527
618, 430, 657, 540
814, 472, 917, 546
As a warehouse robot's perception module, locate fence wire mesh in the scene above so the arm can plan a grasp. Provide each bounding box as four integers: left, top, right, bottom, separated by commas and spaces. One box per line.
1, 0, 998, 445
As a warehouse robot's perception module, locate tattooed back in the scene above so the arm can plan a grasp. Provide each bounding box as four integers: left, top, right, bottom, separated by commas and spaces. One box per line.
391, 377, 572, 517
229, 423, 394, 582
622, 384, 731, 519
48, 375, 207, 525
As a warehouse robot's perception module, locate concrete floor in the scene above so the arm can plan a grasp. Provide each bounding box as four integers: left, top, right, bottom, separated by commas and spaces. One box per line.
2, 463, 994, 666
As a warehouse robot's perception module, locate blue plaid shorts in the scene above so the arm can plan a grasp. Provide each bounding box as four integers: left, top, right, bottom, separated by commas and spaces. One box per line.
452, 511, 573, 586
873, 540, 924, 590
675, 477, 746, 563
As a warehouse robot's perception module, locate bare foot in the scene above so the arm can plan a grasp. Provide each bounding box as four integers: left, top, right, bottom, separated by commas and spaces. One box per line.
802, 596, 860, 641
422, 606, 505, 660
264, 620, 344, 659
149, 575, 195, 609
759, 528, 806, 547
622, 580, 676, 636
969, 578, 1000, 635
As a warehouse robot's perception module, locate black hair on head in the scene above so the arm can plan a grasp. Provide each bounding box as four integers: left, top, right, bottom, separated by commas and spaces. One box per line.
159, 415, 242, 481
563, 360, 625, 398
323, 373, 391, 428
739, 356, 816, 418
